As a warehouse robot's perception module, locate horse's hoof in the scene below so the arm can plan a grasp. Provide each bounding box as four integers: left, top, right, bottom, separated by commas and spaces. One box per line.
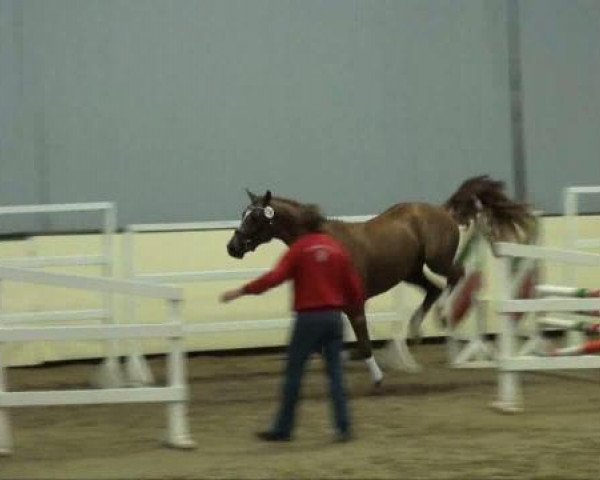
370, 379, 384, 395
409, 331, 423, 345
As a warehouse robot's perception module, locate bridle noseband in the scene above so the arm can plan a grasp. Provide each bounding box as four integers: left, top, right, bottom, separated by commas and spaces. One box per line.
235, 205, 276, 251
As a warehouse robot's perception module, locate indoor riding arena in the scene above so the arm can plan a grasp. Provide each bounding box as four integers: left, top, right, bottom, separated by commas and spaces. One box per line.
1, 2, 599, 480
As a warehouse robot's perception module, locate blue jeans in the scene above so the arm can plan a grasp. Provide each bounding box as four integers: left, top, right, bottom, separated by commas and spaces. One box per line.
271, 309, 349, 436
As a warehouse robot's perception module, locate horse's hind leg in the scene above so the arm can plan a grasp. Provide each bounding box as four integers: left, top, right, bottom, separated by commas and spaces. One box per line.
423, 225, 464, 290
405, 270, 444, 340
424, 249, 465, 290
423, 252, 465, 329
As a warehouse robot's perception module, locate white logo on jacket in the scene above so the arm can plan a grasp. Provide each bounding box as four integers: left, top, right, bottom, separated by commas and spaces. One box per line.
306, 244, 333, 263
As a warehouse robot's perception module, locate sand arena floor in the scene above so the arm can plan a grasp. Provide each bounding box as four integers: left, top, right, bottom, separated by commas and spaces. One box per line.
2, 342, 600, 480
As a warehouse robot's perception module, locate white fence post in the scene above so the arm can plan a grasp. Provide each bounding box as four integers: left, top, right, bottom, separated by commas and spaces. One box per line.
492, 256, 523, 413
490, 241, 600, 413
123, 228, 154, 386
92, 203, 123, 389
563, 188, 583, 348
165, 299, 195, 449
0, 265, 193, 453
562, 186, 600, 348
0, 279, 11, 456
443, 227, 494, 368
563, 187, 578, 279
0, 347, 12, 456
0, 202, 122, 384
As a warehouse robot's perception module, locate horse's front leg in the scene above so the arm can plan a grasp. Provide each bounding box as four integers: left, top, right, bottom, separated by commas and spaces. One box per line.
347, 313, 383, 385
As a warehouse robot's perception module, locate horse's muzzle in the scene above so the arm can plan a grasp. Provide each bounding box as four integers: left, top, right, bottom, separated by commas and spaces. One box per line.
226, 234, 246, 259
227, 241, 244, 259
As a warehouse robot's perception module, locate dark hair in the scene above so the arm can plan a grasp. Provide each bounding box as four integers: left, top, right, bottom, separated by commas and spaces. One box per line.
301, 204, 325, 232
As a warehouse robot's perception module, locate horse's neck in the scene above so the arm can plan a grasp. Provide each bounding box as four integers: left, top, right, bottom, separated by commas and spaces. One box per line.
272, 206, 307, 246
276, 228, 301, 246
322, 220, 360, 249
273, 216, 354, 248
272, 199, 362, 248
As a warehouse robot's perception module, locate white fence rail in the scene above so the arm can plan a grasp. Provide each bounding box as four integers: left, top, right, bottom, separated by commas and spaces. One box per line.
0, 202, 115, 271
561, 186, 600, 347
126, 215, 377, 234
495, 242, 600, 266
491, 242, 600, 413
564, 186, 600, 259
0, 265, 192, 456
0, 202, 120, 383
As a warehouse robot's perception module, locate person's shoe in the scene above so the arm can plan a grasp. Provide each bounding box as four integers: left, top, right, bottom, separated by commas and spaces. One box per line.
335, 431, 352, 443
256, 431, 291, 442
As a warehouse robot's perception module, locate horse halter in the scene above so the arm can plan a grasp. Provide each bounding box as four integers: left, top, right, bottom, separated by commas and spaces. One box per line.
235, 205, 276, 251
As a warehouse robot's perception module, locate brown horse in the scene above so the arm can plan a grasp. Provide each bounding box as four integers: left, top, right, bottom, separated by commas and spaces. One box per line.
227, 175, 535, 383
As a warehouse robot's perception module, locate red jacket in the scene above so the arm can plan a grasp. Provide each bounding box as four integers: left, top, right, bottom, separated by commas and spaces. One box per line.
243, 233, 365, 314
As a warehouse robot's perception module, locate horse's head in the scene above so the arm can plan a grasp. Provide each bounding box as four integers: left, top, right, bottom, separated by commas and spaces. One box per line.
227, 190, 327, 258
227, 189, 277, 259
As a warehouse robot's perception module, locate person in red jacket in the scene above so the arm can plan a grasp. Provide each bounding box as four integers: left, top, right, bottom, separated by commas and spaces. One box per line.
220, 208, 364, 443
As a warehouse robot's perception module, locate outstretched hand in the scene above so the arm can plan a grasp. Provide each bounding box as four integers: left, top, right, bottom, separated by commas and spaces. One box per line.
220, 288, 244, 303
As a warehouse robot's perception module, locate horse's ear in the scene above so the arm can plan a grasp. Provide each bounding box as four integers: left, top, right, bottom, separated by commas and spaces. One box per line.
263, 190, 272, 206
245, 188, 259, 204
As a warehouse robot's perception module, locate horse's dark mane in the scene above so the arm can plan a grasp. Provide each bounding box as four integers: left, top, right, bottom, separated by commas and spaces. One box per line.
271, 196, 305, 208
272, 196, 327, 232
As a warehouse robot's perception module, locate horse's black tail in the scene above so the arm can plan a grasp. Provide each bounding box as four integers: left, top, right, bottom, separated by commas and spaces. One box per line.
443, 175, 537, 243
